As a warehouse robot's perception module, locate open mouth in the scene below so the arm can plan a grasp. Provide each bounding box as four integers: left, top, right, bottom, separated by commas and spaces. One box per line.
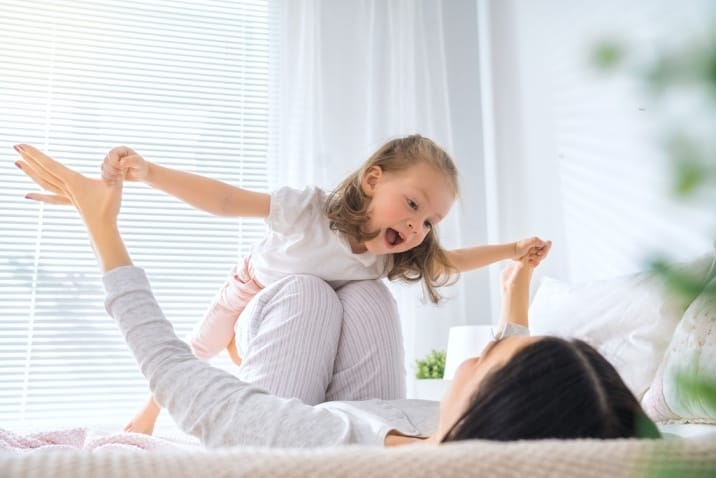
385, 227, 405, 248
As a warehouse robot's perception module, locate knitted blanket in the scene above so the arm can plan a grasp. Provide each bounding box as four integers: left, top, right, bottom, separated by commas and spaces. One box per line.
1, 435, 714, 478
0, 427, 183, 455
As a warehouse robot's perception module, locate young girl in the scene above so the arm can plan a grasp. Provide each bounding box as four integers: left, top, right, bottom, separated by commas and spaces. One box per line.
101, 134, 548, 434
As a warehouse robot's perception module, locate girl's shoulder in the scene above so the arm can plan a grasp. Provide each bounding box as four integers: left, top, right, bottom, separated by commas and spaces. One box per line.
268, 185, 329, 231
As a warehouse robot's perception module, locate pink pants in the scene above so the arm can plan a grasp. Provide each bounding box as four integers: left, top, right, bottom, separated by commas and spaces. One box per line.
188, 256, 263, 361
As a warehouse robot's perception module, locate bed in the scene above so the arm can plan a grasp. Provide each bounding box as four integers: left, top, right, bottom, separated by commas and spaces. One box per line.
2, 252, 715, 477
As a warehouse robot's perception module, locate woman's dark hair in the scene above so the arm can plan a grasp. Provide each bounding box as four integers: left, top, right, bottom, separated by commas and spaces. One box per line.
441, 337, 661, 442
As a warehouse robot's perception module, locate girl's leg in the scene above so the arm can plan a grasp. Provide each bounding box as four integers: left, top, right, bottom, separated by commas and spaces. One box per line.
236, 274, 343, 405
325, 279, 406, 401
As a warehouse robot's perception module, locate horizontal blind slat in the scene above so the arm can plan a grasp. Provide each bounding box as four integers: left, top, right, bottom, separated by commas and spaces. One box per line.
0, 0, 272, 428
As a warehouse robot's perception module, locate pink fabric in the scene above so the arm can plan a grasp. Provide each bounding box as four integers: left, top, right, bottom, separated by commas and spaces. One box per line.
189, 255, 264, 361
0, 427, 182, 454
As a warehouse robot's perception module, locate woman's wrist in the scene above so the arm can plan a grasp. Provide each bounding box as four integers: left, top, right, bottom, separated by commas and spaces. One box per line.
87, 222, 132, 272
502, 263, 533, 289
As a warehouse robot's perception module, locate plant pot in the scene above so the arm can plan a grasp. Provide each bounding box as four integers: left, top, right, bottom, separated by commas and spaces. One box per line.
412, 378, 451, 401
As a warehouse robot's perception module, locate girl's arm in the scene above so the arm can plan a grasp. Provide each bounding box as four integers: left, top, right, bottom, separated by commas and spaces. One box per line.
445, 243, 516, 273
144, 162, 270, 218
101, 146, 270, 218
446, 236, 549, 273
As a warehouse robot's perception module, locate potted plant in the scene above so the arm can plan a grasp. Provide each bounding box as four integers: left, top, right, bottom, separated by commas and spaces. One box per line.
413, 349, 448, 400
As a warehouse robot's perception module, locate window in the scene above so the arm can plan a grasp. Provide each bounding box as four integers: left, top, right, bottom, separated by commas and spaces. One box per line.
0, 0, 273, 430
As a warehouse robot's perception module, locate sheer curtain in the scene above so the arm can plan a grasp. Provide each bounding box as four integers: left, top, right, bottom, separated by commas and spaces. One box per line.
270, 0, 489, 390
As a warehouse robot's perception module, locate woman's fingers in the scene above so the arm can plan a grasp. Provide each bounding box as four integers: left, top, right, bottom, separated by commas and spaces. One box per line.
15, 159, 67, 197
25, 193, 72, 205
14, 144, 73, 186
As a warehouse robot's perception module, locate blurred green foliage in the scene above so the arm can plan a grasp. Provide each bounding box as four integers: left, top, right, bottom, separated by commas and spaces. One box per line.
591, 41, 625, 69
593, 18, 716, 478
415, 349, 446, 379
594, 23, 716, 206
676, 371, 716, 412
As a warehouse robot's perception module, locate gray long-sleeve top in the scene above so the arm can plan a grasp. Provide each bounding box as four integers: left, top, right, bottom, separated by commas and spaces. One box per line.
104, 266, 439, 448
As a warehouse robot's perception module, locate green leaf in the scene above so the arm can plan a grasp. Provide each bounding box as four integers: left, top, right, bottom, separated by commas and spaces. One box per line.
649, 258, 714, 303
592, 41, 624, 70
414, 349, 446, 379
675, 371, 716, 412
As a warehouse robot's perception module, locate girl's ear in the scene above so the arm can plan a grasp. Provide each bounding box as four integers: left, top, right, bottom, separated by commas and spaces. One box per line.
360, 165, 383, 197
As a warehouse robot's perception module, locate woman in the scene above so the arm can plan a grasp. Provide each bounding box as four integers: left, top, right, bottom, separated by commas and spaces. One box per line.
13, 144, 660, 447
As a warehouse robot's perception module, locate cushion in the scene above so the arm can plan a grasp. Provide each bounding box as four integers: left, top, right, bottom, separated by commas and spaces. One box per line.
641, 275, 716, 423
529, 254, 714, 400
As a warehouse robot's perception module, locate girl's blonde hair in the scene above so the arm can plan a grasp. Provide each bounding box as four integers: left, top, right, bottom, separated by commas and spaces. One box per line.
324, 134, 460, 303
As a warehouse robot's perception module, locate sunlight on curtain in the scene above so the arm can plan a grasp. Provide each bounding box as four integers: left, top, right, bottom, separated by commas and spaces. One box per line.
0, 0, 273, 430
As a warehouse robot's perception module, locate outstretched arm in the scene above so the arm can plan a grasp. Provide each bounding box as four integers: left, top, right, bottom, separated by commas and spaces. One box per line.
446, 236, 549, 273
497, 241, 552, 331
101, 146, 270, 218
15, 144, 131, 272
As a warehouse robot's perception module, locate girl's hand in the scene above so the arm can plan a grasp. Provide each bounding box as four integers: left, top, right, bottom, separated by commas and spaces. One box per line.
519, 240, 552, 268
14, 144, 123, 229
102, 146, 150, 183
513, 236, 549, 262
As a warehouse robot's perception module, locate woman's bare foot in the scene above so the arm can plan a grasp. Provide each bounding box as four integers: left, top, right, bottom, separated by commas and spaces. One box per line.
124, 399, 160, 435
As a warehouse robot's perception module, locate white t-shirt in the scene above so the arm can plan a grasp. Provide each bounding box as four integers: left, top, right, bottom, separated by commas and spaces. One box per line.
249, 186, 393, 288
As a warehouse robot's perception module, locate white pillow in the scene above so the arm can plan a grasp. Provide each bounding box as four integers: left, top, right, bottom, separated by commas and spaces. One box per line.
641, 276, 716, 423
529, 254, 714, 400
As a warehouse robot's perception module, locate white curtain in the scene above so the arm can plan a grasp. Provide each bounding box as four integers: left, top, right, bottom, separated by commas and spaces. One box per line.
269, 0, 489, 391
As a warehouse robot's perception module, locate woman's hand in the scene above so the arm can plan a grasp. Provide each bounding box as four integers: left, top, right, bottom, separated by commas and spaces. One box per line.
14, 144, 123, 229
14, 144, 131, 271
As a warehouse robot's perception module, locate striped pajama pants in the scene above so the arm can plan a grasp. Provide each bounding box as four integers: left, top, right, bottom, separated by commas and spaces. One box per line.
230, 274, 406, 404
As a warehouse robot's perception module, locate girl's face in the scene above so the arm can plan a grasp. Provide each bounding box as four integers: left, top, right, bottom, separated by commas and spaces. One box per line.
359, 162, 455, 256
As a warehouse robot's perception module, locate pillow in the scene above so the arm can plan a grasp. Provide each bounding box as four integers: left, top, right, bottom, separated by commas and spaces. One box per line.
529, 254, 714, 400
641, 276, 716, 423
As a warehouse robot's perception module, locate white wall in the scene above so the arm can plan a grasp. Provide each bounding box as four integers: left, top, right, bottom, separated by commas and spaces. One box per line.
486, 0, 714, 284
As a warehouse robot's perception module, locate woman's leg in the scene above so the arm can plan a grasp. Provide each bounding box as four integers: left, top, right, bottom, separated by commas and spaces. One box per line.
236, 275, 343, 406
124, 261, 260, 434
325, 280, 406, 401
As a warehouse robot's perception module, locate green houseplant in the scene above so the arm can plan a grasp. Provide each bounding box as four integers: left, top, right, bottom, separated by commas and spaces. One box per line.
414, 349, 446, 380
413, 349, 447, 401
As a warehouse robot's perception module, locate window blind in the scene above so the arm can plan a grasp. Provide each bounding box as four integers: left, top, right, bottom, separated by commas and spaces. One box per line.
0, 0, 273, 430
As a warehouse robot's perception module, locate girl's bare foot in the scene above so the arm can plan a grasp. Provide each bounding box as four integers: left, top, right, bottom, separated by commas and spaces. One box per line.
227, 335, 243, 366
124, 401, 160, 435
